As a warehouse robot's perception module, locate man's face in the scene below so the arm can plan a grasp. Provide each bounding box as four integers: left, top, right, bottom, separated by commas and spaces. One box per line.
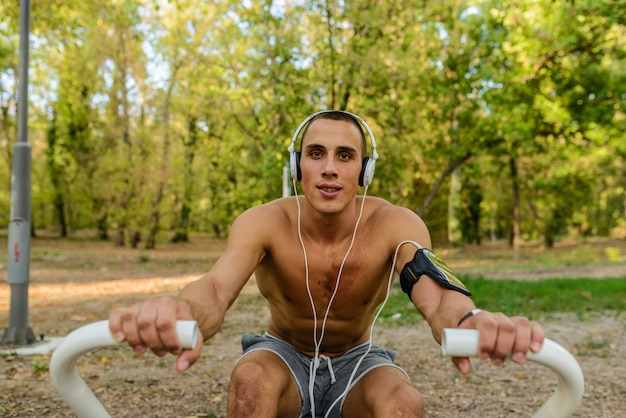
299, 118, 363, 214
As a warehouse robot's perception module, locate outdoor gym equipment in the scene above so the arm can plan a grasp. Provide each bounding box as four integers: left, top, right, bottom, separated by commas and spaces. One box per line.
49, 321, 584, 417
49, 320, 197, 418
442, 328, 585, 418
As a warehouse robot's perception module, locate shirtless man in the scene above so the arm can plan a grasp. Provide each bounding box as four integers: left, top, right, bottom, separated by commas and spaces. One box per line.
109, 110, 544, 418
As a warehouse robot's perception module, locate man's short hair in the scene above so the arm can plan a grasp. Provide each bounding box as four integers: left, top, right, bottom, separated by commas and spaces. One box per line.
299, 110, 367, 156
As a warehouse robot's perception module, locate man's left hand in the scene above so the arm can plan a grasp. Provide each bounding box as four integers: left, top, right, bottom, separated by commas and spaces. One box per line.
452, 311, 544, 375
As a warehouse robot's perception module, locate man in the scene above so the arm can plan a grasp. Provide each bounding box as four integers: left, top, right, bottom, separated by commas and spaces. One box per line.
109, 110, 544, 417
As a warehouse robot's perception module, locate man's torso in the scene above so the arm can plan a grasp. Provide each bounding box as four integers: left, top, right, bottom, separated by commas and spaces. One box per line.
253, 197, 396, 357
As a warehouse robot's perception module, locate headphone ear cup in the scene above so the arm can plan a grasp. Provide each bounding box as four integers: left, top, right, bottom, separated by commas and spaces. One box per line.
359, 157, 376, 187
290, 151, 302, 181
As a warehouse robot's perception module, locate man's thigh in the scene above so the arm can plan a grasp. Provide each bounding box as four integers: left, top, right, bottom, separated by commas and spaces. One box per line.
229, 350, 302, 418
342, 366, 423, 418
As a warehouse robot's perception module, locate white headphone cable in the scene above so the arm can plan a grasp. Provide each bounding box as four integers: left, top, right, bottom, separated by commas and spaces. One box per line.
316, 186, 368, 348
323, 239, 422, 417
292, 177, 369, 418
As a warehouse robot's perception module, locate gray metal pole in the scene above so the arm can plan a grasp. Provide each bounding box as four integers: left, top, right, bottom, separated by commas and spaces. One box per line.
2, 0, 36, 345
282, 162, 291, 197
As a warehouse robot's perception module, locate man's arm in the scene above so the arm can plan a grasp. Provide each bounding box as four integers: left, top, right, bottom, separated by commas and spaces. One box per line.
108, 205, 269, 372
177, 209, 268, 341
390, 205, 544, 375
411, 279, 544, 375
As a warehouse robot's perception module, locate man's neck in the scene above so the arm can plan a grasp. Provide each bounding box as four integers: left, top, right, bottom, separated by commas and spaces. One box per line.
299, 200, 361, 244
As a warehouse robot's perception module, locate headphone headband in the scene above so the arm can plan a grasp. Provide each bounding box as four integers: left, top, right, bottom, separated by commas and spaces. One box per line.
287, 110, 379, 161
287, 110, 379, 186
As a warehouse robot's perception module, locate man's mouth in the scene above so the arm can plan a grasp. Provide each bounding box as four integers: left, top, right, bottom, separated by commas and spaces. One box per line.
318, 185, 342, 194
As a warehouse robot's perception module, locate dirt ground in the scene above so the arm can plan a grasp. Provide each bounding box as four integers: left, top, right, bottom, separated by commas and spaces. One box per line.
0, 235, 625, 417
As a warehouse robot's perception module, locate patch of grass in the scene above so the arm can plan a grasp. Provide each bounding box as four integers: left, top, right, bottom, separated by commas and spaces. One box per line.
441, 239, 626, 274
380, 277, 626, 325
575, 337, 616, 358
466, 277, 626, 318
30, 359, 49, 374
604, 246, 622, 263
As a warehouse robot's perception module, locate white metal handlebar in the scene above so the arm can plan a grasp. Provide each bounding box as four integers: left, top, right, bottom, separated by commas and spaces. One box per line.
49, 323, 583, 417
442, 328, 585, 418
49, 320, 198, 418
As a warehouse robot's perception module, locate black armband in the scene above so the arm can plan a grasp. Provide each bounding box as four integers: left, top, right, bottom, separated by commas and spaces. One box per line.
400, 248, 472, 298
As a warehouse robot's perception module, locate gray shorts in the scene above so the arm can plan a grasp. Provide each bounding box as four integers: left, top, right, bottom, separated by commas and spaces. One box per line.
237, 333, 409, 418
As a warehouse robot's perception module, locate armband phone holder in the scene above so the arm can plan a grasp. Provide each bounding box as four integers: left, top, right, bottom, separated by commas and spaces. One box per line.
400, 248, 471, 297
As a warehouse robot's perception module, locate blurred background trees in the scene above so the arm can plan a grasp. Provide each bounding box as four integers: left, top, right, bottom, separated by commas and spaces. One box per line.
0, 0, 624, 255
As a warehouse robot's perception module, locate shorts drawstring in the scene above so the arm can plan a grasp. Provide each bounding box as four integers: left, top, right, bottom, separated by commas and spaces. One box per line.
319, 354, 337, 384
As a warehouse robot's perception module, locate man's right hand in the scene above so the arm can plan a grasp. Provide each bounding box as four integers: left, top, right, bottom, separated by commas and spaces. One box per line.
109, 297, 203, 373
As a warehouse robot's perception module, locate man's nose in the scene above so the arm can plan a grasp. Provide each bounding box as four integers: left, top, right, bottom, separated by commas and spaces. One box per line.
322, 157, 338, 177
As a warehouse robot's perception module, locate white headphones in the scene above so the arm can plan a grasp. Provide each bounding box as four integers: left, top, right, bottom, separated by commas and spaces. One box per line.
287, 110, 380, 187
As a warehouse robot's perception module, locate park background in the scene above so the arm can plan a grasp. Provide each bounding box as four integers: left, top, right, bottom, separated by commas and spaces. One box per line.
1, 0, 626, 417
0, 0, 624, 255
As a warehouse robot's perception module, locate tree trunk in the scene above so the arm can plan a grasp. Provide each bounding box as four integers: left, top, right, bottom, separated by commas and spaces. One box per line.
622, 157, 626, 240
54, 193, 68, 237
171, 115, 198, 244
146, 64, 179, 249
448, 166, 463, 246
113, 30, 133, 248
46, 107, 68, 237
510, 156, 522, 261
417, 153, 472, 217
115, 224, 125, 247
97, 212, 109, 241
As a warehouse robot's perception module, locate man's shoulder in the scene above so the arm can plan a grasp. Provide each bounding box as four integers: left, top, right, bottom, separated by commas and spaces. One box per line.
365, 197, 428, 241
229, 198, 294, 245
366, 196, 420, 219
237, 197, 293, 223
251, 197, 295, 212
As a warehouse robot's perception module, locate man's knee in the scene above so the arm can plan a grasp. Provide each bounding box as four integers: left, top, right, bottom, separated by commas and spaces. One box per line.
363, 382, 423, 417
228, 362, 271, 416
344, 368, 424, 418
228, 354, 301, 418
384, 384, 424, 417
231, 360, 267, 394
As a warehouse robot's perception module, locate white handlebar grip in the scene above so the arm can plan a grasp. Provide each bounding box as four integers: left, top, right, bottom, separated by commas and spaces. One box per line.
442, 328, 584, 418
49, 320, 198, 418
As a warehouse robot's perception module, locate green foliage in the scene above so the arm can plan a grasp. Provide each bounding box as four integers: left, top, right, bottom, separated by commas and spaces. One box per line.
0, 0, 623, 248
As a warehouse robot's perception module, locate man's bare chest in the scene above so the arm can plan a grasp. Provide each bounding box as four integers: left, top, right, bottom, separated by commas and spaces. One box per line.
262, 239, 390, 302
